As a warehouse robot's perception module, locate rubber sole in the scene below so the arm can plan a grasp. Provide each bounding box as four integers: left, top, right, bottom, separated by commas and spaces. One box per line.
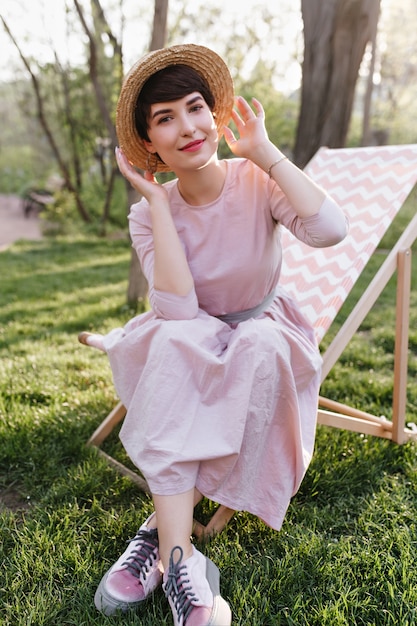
94, 569, 147, 616
205, 557, 232, 626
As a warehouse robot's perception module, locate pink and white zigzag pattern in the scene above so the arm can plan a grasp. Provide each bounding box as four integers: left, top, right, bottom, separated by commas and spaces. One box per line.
280, 145, 417, 343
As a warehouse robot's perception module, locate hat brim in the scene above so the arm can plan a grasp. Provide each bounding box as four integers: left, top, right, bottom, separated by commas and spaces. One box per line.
115, 44, 235, 173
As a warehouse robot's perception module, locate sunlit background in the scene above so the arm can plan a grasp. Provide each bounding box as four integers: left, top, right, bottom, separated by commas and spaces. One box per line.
1, 0, 417, 199
2, 0, 416, 98
1, 0, 307, 93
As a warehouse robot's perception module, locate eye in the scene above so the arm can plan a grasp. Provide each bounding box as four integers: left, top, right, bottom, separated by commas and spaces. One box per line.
157, 115, 173, 125
190, 104, 204, 113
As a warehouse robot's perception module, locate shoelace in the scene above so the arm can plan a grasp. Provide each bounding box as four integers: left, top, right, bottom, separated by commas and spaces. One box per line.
164, 546, 198, 623
121, 528, 159, 579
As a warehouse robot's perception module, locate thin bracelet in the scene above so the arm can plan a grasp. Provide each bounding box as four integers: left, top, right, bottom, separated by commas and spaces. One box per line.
268, 155, 288, 178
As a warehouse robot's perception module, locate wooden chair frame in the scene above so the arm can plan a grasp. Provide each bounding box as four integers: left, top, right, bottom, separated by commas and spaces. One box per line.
318, 207, 417, 444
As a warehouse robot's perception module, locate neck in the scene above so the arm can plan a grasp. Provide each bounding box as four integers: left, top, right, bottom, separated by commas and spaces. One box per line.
177, 160, 226, 206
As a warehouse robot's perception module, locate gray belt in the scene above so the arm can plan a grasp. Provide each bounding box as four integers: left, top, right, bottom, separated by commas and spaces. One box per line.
216, 290, 275, 325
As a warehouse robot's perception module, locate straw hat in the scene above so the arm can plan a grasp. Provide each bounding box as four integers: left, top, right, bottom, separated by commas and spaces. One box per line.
115, 44, 235, 172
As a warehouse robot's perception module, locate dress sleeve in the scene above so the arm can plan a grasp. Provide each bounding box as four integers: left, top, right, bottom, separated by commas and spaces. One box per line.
272, 189, 349, 248
128, 200, 199, 320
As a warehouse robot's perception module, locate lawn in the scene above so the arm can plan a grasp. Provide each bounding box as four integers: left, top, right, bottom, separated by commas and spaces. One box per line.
1, 221, 417, 625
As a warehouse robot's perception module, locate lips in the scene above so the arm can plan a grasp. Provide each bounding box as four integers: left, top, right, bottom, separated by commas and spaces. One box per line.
180, 139, 205, 152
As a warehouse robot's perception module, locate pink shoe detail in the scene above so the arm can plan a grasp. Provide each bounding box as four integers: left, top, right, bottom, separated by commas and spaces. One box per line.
94, 513, 162, 615
163, 546, 232, 626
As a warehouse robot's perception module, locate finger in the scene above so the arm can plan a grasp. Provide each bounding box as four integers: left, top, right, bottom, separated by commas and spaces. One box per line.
230, 108, 244, 132
223, 125, 238, 147
232, 110, 245, 136
251, 97, 265, 118
115, 146, 123, 167
115, 146, 128, 164
144, 170, 156, 182
235, 95, 255, 119
115, 146, 133, 174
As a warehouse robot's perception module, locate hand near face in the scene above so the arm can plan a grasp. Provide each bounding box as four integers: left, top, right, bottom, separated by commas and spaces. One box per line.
223, 96, 271, 162
115, 147, 169, 206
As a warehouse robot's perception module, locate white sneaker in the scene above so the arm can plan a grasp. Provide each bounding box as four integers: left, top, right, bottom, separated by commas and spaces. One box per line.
163, 545, 232, 626
94, 513, 162, 615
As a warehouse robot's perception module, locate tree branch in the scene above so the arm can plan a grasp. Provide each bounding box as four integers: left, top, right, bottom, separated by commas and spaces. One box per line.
73, 0, 118, 147
0, 15, 92, 222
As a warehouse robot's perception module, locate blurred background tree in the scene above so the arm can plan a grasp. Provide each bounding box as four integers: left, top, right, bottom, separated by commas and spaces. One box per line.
293, 0, 381, 167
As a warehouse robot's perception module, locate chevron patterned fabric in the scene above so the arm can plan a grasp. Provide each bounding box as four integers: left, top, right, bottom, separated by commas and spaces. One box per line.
280, 145, 417, 343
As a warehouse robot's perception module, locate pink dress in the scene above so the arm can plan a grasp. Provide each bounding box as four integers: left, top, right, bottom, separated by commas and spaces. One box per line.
103, 158, 348, 530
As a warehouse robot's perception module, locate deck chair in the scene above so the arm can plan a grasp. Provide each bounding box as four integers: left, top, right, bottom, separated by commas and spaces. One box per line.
80, 144, 417, 538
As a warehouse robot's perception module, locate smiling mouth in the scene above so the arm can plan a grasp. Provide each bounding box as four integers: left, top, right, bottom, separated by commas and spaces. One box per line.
180, 140, 205, 152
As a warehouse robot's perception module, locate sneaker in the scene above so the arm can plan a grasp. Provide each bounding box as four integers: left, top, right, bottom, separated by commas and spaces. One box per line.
163, 545, 232, 626
94, 513, 162, 615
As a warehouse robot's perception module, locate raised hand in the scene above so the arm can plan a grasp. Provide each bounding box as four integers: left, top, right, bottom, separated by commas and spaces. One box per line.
223, 96, 271, 163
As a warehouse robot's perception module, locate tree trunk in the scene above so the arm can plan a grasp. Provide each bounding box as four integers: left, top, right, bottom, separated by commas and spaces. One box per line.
73, 0, 126, 230
293, 0, 381, 168
361, 3, 380, 145
56, 53, 83, 191
149, 0, 169, 50
126, 0, 169, 309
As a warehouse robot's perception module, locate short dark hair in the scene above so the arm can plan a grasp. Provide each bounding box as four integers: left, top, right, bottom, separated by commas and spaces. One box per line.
134, 64, 215, 142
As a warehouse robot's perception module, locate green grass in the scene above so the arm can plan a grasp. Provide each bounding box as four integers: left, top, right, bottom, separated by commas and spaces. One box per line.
1, 222, 417, 625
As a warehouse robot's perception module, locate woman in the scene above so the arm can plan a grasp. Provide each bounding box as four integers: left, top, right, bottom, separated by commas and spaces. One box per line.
83, 43, 348, 625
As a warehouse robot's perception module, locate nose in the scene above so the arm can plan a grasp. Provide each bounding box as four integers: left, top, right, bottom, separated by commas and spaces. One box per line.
180, 113, 195, 136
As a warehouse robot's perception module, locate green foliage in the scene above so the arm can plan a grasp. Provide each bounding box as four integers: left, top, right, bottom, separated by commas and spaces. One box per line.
379, 187, 417, 250
0, 81, 53, 194
37, 173, 129, 237
1, 233, 417, 624
0, 145, 40, 195
0, 45, 121, 224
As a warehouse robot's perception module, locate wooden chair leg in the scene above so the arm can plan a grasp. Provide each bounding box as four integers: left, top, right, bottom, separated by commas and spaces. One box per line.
87, 401, 126, 447
95, 448, 150, 493
392, 248, 412, 443
192, 505, 236, 539
87, 402, 151, 493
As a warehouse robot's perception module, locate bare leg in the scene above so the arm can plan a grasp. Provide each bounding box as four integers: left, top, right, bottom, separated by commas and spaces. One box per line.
146, 487, 203, 531
156, 488, 232, 625
194, 487, 203, 507
152, 488, 195, 569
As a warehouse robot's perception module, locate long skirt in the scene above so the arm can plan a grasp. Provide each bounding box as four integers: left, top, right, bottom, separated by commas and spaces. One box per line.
102, 286, 321, 530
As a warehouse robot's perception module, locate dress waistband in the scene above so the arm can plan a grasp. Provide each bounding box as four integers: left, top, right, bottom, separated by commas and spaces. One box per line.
216, 290, 276, 325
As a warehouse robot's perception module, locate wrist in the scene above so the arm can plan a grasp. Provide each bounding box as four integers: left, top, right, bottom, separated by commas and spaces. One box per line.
267, 155, 288, 178
149, 199, 170, 214
250, 142, 286, 174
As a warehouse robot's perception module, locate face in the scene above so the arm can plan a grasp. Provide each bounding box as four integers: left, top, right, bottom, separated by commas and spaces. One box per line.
143, 92, 219, 172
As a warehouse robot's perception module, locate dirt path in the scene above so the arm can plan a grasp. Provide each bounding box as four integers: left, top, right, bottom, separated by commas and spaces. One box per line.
0, 194, 43, 251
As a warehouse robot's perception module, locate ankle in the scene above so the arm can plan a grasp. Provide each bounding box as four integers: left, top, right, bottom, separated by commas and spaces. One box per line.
161, 542, 193, 570
145, 511, 157, 530
163, 546, 232, 626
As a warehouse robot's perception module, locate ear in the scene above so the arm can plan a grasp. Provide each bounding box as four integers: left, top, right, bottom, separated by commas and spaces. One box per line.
143, 140, 157, 154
